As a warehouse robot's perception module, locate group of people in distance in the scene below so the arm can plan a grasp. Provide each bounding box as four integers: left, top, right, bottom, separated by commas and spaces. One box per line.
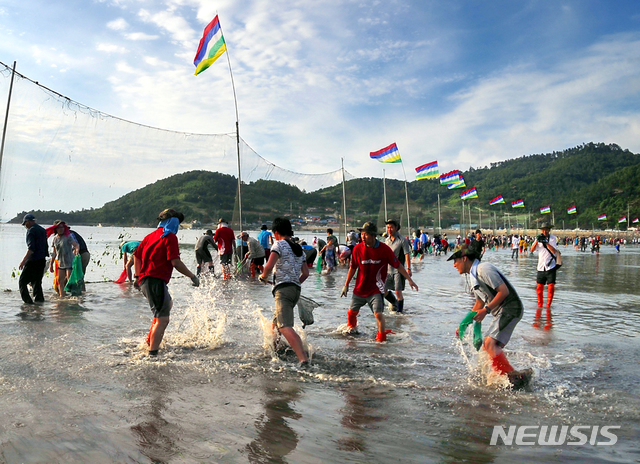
19, 214, 91, 301
18, 209, 559, 388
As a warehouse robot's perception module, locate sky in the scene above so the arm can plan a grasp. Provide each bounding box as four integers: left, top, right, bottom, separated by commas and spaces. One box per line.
2, 0, 640, 215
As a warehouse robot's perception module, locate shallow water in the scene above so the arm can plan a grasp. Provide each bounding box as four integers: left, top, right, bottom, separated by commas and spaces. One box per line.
0, 224, 639, 463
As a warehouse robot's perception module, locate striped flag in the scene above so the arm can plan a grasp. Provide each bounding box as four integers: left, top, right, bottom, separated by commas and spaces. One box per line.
460, 187, 478, 200
567, 206, 577, 214
633, 218, 639, 224
194, 15, 228, 75
540, 205, 551, 214
439, 170, 460, 185
512, 199, 524, 208
415, 161, 439, 180
598, 214, 607, 221
489, 195, 505, 205
448, 179, 466, 189
619, 216, 627, 224
370, 143, 402, 163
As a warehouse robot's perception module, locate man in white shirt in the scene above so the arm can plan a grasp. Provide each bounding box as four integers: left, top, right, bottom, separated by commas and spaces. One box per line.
531, 222, 559, 314
511, 234, 519, 259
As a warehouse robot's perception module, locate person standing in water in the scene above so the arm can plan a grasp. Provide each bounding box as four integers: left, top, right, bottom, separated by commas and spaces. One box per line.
18, 214, 49, 304
48, 222, 80, 297
531, 222, 559, 317
259, 217, 310, 366
340, 222, 418, 342
120, 240, 141, 283
383, 219, 412, 313
242, 231, 266, 278
449, 242, 532, 388
213, 218, 236, 280
134, 209, 199, 356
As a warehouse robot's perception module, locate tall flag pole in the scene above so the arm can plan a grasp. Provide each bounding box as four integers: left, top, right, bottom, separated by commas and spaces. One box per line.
194, 14, 243, 229
0, 61, 16, 185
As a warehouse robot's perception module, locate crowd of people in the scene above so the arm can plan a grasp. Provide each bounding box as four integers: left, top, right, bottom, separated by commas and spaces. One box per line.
21, 208, 627, 388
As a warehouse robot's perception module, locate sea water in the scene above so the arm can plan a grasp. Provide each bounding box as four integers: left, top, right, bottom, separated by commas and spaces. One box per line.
0, 224, 638, 463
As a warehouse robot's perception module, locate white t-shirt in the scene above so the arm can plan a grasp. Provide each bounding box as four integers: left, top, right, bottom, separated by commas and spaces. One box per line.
271, 239, 304, 287
535, 234, 558, 271
511, 236, 519, 249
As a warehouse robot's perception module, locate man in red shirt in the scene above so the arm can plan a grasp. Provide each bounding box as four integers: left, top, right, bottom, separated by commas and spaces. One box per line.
134, 209, 199, 356
213, 218, 236, 279
340, 222, 419, 342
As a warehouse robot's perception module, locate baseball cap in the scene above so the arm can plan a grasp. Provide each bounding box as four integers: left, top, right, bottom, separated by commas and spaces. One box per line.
358, 221, 378, 235
22, 213, 36, 225
447, 243, 481, 261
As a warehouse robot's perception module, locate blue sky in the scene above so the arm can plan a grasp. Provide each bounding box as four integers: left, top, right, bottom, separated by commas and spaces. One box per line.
1, 0, 640, 214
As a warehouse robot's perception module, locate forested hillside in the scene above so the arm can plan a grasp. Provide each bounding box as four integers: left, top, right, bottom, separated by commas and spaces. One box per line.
10, 143, 640, 229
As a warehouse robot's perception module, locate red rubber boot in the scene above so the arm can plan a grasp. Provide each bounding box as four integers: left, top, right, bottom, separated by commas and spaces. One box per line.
536, 283, 544, 309
546, 283, 555, 309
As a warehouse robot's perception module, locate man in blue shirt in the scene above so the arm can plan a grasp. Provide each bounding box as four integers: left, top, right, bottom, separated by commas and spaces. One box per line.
257, 224, 274, 261
18, 214, 49, 304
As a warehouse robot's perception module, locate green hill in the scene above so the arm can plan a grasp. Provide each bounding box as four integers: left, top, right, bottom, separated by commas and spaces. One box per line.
9, 142, 640, 230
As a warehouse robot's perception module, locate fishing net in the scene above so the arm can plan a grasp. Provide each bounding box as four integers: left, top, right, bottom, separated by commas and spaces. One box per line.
0, 61, 355, 225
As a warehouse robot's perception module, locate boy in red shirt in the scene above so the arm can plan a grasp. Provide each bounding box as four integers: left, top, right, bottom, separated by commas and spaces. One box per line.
340, 222, 419, 342
134, 209, 199, 356
213, 218, 236, 279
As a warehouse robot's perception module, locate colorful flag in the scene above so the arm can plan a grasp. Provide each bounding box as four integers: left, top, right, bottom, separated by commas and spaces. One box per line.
633, 218, 639, 224
598, 214, 607, 221
448, 178, 466, 189
460, 187, 478, 200
415, 161, 439, 180
512, 199, 524, 208
567, 206, 577, 214
370, 143, 402, 163
540, 206, 551, 214
619, 216, 627, 223
489, 195, 505, 205
194, 15, 227, 76
439, 170, 460, 185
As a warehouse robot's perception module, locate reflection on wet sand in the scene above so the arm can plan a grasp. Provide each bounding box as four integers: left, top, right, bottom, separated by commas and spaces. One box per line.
131, 371, 179, 463
246, 382, 302, 464
336, 385, 389, 452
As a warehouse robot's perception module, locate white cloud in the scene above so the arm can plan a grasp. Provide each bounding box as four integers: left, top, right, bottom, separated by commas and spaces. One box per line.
97, 43, 127, 53
124, 32, 160, 41
107, 18, 128, 30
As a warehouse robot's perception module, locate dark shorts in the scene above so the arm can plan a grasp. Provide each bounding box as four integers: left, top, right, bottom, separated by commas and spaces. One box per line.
220, 253, 233, 265
251, 257, 265, 266
537, 268, 557, 285
385, 272, 406, 292
349, 293, 384, 314
196, 248, 213, 264
140, 277, 173, 318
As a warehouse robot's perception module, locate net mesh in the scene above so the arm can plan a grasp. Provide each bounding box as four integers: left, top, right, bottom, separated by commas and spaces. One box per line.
0, 61, 354, 223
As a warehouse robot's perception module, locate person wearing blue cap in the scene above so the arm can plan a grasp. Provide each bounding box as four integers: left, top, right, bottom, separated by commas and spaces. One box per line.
18, 214, 49, 304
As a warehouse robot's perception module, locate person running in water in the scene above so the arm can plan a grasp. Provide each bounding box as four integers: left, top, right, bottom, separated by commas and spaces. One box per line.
213, 218, 236, 279
340, 222, 418, 342
259, 217, 310, 365
449, 242, 532, 389
195, 230, 217, 276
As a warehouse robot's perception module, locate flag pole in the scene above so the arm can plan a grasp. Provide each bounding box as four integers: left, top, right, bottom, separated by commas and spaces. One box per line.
218, 18, 243, 231
341, 157, 348, 243
383, 169, 388, 220
401, 162, 411, 232
0, 61, 16, 183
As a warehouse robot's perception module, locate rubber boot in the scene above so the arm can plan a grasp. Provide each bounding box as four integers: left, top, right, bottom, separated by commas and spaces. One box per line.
258, 265, 264, 274
397, 299, 404, 313
347, 309, 358, 331
146, 318, 157, 346
376, 330, 395, 342
250, 262, 256, 278
384, 291, 398, 311
536, 283, 544, 309
196, 265, 201, 276
546, 283, 555, 309
491, 352, 514, 375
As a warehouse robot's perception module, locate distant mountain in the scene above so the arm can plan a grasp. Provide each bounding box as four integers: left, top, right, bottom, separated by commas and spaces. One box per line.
10, 142, 640, 230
